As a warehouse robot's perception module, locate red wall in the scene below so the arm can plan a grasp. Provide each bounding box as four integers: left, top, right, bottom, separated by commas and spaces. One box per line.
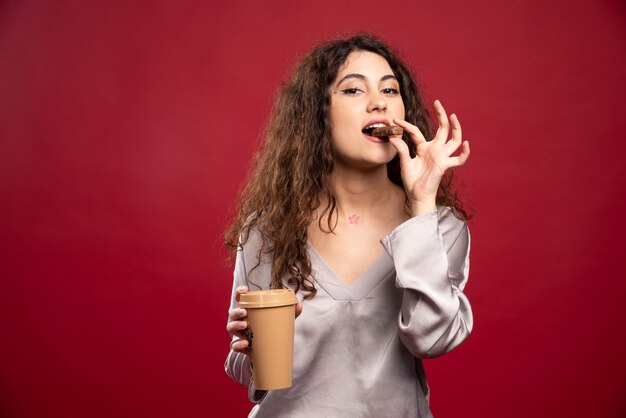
1, 1, 625, 417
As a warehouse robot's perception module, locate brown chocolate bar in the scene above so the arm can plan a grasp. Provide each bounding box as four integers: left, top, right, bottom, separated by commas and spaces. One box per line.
371, 126, 403, 137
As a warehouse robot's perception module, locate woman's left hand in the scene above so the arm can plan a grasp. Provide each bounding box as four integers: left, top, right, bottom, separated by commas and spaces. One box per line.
389, 99, 470, 216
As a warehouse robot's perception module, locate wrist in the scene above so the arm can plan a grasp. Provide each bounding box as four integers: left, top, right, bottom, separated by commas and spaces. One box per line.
408, 199, 437, 217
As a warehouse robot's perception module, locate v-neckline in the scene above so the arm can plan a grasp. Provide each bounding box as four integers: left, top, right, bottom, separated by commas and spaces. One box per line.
307, 241, 394, 301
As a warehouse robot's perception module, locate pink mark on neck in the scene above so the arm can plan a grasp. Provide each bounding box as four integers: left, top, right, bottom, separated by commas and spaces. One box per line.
348, 214, 360, 224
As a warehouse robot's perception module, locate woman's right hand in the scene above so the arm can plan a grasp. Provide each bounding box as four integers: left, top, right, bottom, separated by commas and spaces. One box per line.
227, 285, 303, 355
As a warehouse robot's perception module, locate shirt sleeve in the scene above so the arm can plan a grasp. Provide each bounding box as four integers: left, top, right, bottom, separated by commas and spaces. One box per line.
224, 245, 268, 403
380, 207, 473, 359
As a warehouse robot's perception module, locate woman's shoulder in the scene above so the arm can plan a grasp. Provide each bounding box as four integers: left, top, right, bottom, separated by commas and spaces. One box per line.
238, 221, 274, 288
237, 212, 266, 250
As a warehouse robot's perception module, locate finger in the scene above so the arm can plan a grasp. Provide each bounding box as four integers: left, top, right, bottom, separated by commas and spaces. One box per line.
444, 114, 463, 153
393, 118, 426, 144
433, 100, 450, 142
228, 307, 247, 321
295, 301, 303, 318
230, 339, 250, 354
450, 113, 462, 142
226, 318, 248, 334
234, 285, 248, 302
447, 141, 470, 167
388, 136, 412, 167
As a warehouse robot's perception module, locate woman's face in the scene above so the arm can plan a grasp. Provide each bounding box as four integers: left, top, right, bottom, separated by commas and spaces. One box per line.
328, 50, 405, 169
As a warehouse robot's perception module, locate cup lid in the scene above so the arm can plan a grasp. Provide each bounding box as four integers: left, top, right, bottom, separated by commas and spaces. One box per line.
238, 289, 298, 308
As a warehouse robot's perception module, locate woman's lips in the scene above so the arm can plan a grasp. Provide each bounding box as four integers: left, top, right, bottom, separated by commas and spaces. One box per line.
363, 132, 389, 143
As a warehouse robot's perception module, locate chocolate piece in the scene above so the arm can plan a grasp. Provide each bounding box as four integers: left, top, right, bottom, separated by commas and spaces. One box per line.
371, 126, 403, 137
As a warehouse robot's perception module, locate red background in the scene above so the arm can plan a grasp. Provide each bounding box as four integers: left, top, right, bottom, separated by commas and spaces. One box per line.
1, 1, 625, 417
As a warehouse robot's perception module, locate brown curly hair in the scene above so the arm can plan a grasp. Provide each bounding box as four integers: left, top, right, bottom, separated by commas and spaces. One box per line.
224, 33, 471, 298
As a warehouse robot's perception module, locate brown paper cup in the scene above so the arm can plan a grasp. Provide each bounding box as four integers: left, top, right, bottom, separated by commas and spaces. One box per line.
238, 289, 298, 390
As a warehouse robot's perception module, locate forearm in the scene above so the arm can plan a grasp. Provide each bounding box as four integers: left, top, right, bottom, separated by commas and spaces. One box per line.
381, 209, 473, 358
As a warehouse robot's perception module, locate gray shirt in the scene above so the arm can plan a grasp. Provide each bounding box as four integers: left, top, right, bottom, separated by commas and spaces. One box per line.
225, 207, 473, 417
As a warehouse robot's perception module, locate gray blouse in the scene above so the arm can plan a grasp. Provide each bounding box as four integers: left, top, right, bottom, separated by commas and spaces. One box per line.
225, 207, 473, 417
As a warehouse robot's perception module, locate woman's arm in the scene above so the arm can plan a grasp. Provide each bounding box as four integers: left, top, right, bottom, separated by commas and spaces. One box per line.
381, 207, 473, 358
224, 247, 269, 403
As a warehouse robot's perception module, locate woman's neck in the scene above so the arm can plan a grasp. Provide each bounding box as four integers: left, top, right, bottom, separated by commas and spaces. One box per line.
329, 164, 403, 218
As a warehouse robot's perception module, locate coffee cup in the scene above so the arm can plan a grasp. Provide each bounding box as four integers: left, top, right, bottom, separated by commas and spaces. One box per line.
238, 289, 298, 390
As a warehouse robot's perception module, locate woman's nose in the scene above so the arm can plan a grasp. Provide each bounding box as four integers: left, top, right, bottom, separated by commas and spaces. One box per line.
366, 93, 387, 112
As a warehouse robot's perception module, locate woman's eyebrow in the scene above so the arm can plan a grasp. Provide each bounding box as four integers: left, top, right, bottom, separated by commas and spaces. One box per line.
381, 75, 397, 82
335, 73, 397, 87
335, 73, 365, 87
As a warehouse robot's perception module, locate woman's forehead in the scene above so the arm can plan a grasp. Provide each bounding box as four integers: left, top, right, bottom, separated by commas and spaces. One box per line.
335, 51, 394, 82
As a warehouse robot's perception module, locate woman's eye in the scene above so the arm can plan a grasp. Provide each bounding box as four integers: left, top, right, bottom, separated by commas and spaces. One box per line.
382, 87, 400, 95
341, 88, 362, 95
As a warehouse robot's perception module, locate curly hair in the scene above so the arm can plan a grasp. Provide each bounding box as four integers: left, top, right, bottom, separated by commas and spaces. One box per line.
224, 33, 471, 298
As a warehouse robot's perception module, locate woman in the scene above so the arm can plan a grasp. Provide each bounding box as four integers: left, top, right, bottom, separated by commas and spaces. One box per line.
224, 33, 473, 417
